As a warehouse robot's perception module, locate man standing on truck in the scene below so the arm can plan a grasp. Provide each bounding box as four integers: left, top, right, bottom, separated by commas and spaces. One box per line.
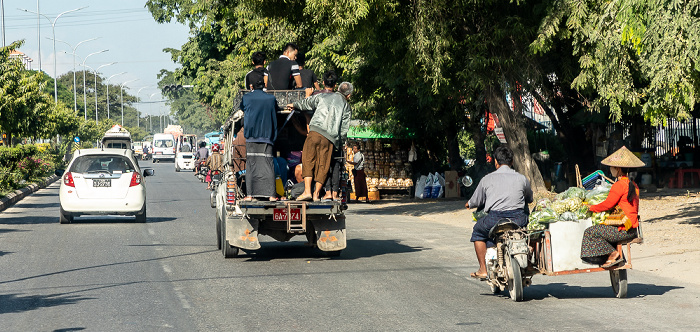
245, 51, 267, 90
241, 79, 279, 201
288, 77, 353, 201
266, 43, 303, 90
295, 52, 321, 91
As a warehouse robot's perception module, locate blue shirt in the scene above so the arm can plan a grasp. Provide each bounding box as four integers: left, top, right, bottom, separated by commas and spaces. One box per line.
240, 89, 278, 144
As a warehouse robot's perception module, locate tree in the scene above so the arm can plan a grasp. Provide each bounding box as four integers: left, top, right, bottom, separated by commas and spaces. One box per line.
157, 69, 217, 136
0, 41, 79, 144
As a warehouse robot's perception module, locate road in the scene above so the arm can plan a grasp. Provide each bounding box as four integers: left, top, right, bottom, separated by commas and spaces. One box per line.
1, 161, 699, 331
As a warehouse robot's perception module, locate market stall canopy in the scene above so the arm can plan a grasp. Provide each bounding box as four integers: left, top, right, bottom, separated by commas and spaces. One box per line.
347, 126, 414, 139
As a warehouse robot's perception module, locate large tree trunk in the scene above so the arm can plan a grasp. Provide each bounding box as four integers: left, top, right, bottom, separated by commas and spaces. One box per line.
486, 85, 547, 193
445, 121, 462, 170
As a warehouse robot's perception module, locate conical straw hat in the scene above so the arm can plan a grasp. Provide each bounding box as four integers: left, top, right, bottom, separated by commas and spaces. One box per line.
601, 146, 645, 168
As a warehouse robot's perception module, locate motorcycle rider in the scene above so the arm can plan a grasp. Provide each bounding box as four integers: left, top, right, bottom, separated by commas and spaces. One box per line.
205, 143, 224, 190
194, 141, 209, 174
464, 146, 533, 280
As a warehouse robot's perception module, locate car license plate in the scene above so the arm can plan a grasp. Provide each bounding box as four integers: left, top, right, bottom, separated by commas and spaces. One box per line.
273, 208, 301, 221
93, 179, 111, 187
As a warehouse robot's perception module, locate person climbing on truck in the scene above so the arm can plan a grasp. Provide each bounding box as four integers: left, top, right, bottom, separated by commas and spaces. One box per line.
266, 43, 302, 90
240, 79, 279, 201
245, 51, 268, 90
288, 73, 352, 201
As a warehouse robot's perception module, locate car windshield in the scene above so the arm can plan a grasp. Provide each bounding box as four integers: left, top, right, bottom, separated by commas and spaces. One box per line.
69, 155, 136, 174
154, 139, 173, 148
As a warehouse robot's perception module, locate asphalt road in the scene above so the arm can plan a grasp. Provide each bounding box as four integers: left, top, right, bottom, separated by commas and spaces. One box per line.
1, 161, 700, 331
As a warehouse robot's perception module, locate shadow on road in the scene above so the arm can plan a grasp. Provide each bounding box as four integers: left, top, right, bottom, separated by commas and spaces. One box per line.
514, 282, 682, 300
349, 199, 466, 218
644, 204, 700, 226
53, 328, 86, 332
0, 216, 59, 225
0, 293, 94, 315
10, 202, 61, 209
68, 216, 177, 224
0, 228, 27, 234
240, 238, 427, 261
0, 250, 12, 257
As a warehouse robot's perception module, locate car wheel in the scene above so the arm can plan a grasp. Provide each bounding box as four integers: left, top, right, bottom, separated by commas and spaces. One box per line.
135, 204, 147, 223
221, 214, 240, 258
59, 207, 73, 224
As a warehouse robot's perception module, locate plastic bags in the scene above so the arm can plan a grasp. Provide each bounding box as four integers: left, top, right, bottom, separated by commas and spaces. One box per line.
431, 172, 445, 198
415, 175, 427, 199
422, 174, 434, 199
562, 187, 586, 200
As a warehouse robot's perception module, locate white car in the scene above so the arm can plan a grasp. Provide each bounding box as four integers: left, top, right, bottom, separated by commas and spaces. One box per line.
57, 148, 154, 223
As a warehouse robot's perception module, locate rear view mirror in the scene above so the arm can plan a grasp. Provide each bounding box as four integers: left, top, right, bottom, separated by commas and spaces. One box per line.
143, 168, 155, 177
461, 176, 473, 187
55, 169, 65, 177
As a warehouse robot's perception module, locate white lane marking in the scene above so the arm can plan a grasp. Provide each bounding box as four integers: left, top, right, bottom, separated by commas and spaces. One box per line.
174, 287, 191, 309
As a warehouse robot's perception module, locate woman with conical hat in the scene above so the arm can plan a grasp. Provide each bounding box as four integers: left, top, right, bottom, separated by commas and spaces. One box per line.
581, 146, 643, 267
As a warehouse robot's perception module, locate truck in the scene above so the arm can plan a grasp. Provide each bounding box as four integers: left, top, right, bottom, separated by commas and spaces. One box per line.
101, 125, 132, 149
214, 90, 348, 258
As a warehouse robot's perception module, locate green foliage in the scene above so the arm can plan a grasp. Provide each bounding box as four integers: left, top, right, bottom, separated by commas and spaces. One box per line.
532, 0, 700, 124
157, 69, 217, 135
0, 144, 61, 195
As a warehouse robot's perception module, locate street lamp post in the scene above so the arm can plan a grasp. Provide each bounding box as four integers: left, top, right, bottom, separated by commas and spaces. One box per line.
119, 79, 139, 126
106, 72, 126, 119
135, 87, 149, 129
49, 37, 97, 114
148, 92, 158, 132
84, 62, 116, 124
19, 6, 87, 103
78, 49, 107, 120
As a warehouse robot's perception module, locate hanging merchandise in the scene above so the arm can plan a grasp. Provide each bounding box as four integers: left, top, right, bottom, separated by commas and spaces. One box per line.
408, 142, 417, 162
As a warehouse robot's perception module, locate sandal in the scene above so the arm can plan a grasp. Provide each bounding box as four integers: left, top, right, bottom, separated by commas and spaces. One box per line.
296, 194, 313, 201
470, 272, 487, 280
602, 258, 624, 269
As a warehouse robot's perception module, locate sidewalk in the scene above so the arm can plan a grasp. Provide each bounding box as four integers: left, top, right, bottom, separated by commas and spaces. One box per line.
349, 192, 700, 286
0, 175, 59, 212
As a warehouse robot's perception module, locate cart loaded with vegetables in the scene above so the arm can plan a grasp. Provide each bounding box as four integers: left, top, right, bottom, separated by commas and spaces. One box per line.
483, 174, 644, 301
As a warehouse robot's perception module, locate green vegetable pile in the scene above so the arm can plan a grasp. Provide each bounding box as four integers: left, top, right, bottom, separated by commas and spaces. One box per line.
527, 183, 612, 230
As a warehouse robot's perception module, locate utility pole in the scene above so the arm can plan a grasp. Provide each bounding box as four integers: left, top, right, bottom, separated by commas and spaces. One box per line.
1, 0, 6, 47
37, 0, 40, 71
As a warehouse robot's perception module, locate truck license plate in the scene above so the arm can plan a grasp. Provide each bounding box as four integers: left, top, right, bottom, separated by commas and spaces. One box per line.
92, 179, 111, 187
273, 208, 301, 221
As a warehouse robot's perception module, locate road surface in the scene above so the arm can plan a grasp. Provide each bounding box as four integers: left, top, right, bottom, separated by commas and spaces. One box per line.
1, 161, 699, 331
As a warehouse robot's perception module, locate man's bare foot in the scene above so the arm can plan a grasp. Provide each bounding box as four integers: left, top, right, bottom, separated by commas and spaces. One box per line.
243, 196, 253, 201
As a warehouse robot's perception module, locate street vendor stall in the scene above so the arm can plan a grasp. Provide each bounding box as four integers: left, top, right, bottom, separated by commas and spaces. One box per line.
346, 126, 415, 200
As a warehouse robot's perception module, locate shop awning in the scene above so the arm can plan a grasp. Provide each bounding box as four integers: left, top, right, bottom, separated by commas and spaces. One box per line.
348, 126, 397, 139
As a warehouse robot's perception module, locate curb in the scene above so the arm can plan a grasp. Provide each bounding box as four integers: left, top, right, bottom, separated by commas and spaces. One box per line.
0, 175, 59, 213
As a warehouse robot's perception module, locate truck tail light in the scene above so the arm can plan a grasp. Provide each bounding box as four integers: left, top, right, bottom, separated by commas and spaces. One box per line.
226, 180, 236, 205
130, 172, 142, 187
63, 172, 75, 187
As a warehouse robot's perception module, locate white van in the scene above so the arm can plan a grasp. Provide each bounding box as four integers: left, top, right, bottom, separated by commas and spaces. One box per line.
152, 133, 175, 163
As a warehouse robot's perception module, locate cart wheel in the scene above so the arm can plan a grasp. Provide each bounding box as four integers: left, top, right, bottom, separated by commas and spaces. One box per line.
507, 256, 524, 302
610, 269, 628, 298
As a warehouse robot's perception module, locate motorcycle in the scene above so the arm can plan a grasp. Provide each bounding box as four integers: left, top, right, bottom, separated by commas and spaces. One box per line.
484, 219, 531, 301
195, 160, 208, 182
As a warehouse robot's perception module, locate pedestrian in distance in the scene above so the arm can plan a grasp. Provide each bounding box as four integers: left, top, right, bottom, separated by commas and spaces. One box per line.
240, 79, 279, 201
288, 73, 353, 201
245, 51, 268, 90
348, 144, 368, 202
464, 145, 533, 280
266, 43, 303, 90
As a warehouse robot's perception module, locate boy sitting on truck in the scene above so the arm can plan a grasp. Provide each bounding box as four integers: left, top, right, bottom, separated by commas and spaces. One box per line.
245, 51, 268, 90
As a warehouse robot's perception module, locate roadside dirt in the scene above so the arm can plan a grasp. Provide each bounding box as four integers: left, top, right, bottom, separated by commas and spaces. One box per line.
358, 189, 700, 286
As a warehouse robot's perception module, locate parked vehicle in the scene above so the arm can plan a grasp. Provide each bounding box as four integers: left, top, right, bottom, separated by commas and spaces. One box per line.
152, 133, 176, 163
56, 148, 154, 223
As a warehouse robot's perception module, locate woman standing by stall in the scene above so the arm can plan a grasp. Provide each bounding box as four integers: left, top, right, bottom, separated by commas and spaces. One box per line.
582, 146, 644, 268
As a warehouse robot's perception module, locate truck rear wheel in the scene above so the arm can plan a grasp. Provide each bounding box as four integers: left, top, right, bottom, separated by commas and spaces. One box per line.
326, 250, 342, 257
221, 215, 240, 258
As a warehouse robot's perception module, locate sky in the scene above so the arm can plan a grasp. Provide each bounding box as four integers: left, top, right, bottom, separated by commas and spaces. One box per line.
1, 0, 190, 115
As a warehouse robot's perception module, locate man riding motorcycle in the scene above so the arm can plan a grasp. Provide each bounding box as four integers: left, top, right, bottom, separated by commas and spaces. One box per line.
194, 141, 209, 174
464, 146, 533, 280
205, 143, 224, 190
